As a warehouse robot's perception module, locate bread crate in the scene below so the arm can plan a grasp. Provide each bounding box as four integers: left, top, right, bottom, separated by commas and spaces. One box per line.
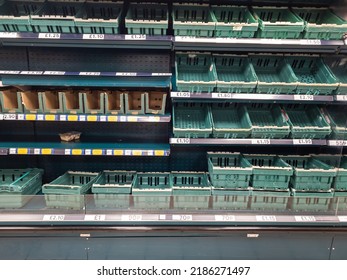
291, 190, 333, 212
212, 190, 251, 210
324, 57, 347, 95
250, 190, 291, 211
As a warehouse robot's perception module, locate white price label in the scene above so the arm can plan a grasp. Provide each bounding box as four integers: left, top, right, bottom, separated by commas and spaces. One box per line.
172, 92, 190, 98
171, 138, 191, 144
328, 140, 347, 146
64, 149, 71, 155
215, 215, 236, 221
338, 216, 347, 222
38, 33, 61, 39
125, 150, 132, 156
83, 34, 105, 40
0, 70, 20, 74
0, 32, 18, 38
4, 114, 16, 120
59, 115, 67, 121
259, 39, 283, 44
172, 214, 193, 221
151, 73, 170, 76
79, 115, 86, 122
20, 71, 43, 75
175, 36, 196, 42
232, 25, 243, 31
100, 116, 107, 122
44, 71, 65, 75
84, 215, 106, 221
0, 114, 3, 120
336, 95, 347, 101
121, 214, 142, 221
212, 92, 232, 99
256, 215, 277, 222
34, 148, 40, 155
295, 216, 316, 222
9, 148, 16, 154
293, 139, 313, 145
17, 114, 24, 120
79, 72, 100, 76
116, 72, 137, 76
106, 149, 113, 156
251, 139, 271, 145
294, 95, 314, 101
147, 150, 154, 156
37, 114, 44, 121
120, 116, 127, 122
85, 149, 92, 155
305, 40, 321, 45
43, 215, 65, 221
125, 34, 147, 40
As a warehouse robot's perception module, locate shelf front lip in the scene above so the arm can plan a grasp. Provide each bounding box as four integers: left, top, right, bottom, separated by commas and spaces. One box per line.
170, 138, 327, 146
170, 92, 335, 103
0, 113, 171, 123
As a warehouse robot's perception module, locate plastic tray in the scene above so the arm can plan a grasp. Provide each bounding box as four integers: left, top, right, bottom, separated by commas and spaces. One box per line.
281, 155, 336, 191
212, 190, 251, 210
172, 3, 215, 37
0, 88, 23, 113
250, 190, 291, 211
212, 5, 258, 38
92, 170, 136, 194
211, 104, 252, 139
145, 91, 166, 115
82, 90, 105, 115
175, 52, 217, 93
247, 104, 290, 139
292, 8, 347, 40
208, 152, 253, 190
244, 154, 293, 191
20, 90, 44, 114
124, 91, 145, 115
284, 105, 332, 139
323, 107, 347, 138
104, 90, 125, 115
93, 194, 131, 209
214, 54, 257, 93
252, 6, 305, 39
75, 1, 122, 34
250, 55, 298, 94
62, 90, 84, 114
324, 57, 347, 95
173, 103, 212, 138
125, 3, 168, 35
291, 190, 333, 212
40, 90, 64, 114
286, 55, 339, 95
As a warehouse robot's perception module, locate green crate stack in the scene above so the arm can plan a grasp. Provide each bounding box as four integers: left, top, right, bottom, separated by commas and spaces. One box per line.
172, 3, 215, 37
250, 190, 291, 211
247, 104, 290, 138
42, 171, 99, 209
144, 91, 167, 115
125, 3, 168, 35
40, 90, 64, 114
286, 55, 339, 95
208, 152, 253, 191
0, 88, 23, 113
250, 54, 298, 94
211, 5, 258, 38
20, 90, 44, 114
212, 190, 251, 210
172, 172, 211, 209
211, 103, 252, 139
0, 0, 44, 32
0, 168, 43, 208
75, 0, 122, 34
62, 90, 84, 114
30, 0, 84, 33
132, 172, 171, 209
283, 105, 331, 139
291, 190, 333, 212
252, 6, 305, 39
104, 90, 125, 115
173, 103, 212, 138
281, 155, 336, 192
214, 54, 257, 93
175, 52, 217, 93
292, 8, 347, 40
244, 154, 293, 191
325, 57, 347, 95
82, 90, 105, 115
324, 107, 347, 139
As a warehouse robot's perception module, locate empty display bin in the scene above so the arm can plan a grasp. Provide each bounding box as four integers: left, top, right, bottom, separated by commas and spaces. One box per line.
125, 3, 168, 35
172, 172, 211, 209
250, 54, 298, 94
214, 54, 257, 93
145, 91, 166, 115
175, 52, 217, 93
132, 172, 172, 209
292, 8, 347, 40
281, 155, 336, 192
252, 6, 305, 39
291, 190, 333, 212
105, 90, 125, 115
212, 190, 251, 210
244, 154, 293, 191
20, 90, 44, 113
284, 105, 331, 139
286, 55, 338, 95
208, 152, 253, 190
247, 104, 290, 139
40, 90, 64, 114
324, 57, 347, 95
212, 5, 258, 38
75, 0, 122, 34
173, 103, 212, 138
172, 3, 215, 37
0, 88, 23, 113
82, 90, 105, 114
211, 104, 252, 138
324, 107, 347, 138
0, 168, 43, 208
250, 190, 291, 211
124, 91, 145, 115
62, 90, 84, 114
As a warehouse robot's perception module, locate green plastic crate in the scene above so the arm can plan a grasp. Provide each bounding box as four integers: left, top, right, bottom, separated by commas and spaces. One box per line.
82, 90, 105, 115
211, 5, 258, 38
250, 54, 298, 94
292, 8, 347, 40
212, 190, 251, 210
172, 172, 211, 209
132, 172, 171, 209
173, 103, 212, 138
214, 54, 257, 93
172, 3, 215, 37
331, 193, 347, 212
125, 3, 168, 35
252, 6, 305, 39
175, 52, 217, 93
286, 55, 339, 95
92, 170, 136, 194
281, 155, 336, 191
211, 104, 252, 139
244, 154, 293, 191
324, 57, 347, 95
104, 90, 125, 115
247, 104, 290, 139
62, 90, 84, 114
124, 91, 145, 115
284, 105, 331, 139
20, 90, 44, 114
30, 0, 83, 33
0, 168, 43, 208
208, 152, 252, 190
250, 190, 291, 211
145, 91, 167, 115
93, 194, 131, 209
291, 190, 333, 212
0, 88, 23, 113
324, 107, 347, 138
75, 1, 122, 34
40, 90, 64, 114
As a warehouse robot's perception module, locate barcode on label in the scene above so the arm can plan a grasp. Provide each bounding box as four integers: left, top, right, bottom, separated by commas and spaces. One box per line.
43, 215, 65, 221
295, 216, 316, 222
172, 215, 193, 221
121, 215, 142, 221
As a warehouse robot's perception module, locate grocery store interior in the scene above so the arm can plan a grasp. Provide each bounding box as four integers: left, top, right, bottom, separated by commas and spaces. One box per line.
1, 0, 347, 259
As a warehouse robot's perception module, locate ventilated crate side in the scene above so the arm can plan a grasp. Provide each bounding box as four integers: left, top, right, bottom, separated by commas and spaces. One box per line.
145, 91, 166, 115
105, 91, 125, 115
20, 90, 44, 114
92, 170, 136, 194
335, 157, 347, 191
291, 190, 333, 212
326, 57, 347, 95
94, 194, 131, 209
62, 90, 84, 114
0, 88, 23, 113
322, 107, 346, 138
40, 91, 64, 114
331, 194, 347, 212
250, 190, 291, 211
212, 190, 251, 209
44, 193, 85, 210
82, 90, 105, 114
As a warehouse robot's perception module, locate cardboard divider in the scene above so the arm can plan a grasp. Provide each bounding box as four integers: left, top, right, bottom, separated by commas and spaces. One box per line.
125, 91, 145, 115
0, 88, 23, 113
21, 90, 44, 113
145, 91, 167, 115
62, 90, 84, 114
41, 91, 64, 114
105, 91, 125, 115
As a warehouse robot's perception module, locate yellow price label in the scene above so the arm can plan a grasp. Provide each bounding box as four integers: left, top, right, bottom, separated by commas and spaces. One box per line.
108, 116, 118, 122
132, 150, 142, 156
128, 116, 137, 122
68, 115, 78, 121
154, 150, 165, 156
87, 116, 98, 122
25, 114, 36, 121
114, 150, 124, 156
72, 149, 82, 155
41, 149, 52, 155
92, 149, 103, 155
17, 148, 28, 155
45, 115, 56, 121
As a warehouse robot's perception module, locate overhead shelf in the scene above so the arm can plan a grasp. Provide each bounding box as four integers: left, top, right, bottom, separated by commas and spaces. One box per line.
0, 142, 170, 156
